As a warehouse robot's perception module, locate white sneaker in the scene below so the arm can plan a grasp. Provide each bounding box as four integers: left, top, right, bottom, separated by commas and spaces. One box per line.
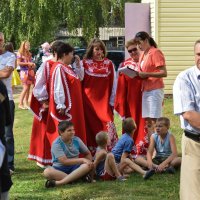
9, 169, 14, 175
36, 162, 45, 169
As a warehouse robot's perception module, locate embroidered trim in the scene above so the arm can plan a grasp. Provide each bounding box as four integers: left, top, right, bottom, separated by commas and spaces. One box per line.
85, 69, 111, 77
106, 121, 118, 150
51, 64, 72, 120
28, 154, 52, 164
62, 65, 79, 79
50, 112, 72, 122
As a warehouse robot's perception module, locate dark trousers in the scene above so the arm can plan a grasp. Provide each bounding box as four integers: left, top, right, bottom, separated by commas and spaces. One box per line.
4, 100, 15, 170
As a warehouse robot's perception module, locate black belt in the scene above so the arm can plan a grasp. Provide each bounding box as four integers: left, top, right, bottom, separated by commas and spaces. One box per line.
184, 130, 200, 142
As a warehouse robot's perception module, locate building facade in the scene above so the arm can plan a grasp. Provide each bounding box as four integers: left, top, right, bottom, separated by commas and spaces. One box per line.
142, 0, 200, 94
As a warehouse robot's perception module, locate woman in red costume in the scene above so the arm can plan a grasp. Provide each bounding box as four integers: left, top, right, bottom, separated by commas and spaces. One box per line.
114, 39, 148, 157
80, 38, 118, 154
47, 42, 87, 147
28, 41, 65, 167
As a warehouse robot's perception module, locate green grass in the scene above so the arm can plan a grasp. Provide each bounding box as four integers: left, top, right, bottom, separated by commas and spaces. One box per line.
10, 98, 182, 200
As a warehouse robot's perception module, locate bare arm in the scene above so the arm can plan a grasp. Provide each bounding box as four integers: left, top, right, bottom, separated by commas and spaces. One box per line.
121, 152, 131, 162
0, 66, 13, 79
146, 135, 155, 169
182, 111, 200, 130
58, 154, 92, 166
157, 135, 178, 171
17, 57, 35, 68
139, 66, 167, 79
93, 150, 107, 168
84, 150, 93, 162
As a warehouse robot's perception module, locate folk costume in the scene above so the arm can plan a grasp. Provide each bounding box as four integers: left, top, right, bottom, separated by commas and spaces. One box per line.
114, 58, 148, 156
47, 62, 87, 145
81, 58, 118, 154
28, 60, 54, 165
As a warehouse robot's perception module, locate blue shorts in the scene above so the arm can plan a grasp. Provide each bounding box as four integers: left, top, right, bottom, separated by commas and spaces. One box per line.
53, 164, 80, 174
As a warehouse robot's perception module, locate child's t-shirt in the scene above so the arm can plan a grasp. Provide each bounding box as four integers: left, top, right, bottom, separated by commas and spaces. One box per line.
153, 132, 172, 158
111, 133, 133, 163
51, 136, 89, 167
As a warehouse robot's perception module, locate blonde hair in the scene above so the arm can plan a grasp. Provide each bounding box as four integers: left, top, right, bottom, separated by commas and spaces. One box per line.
123, 118, 137, 134
156, 117, 170, 128
18, 40, 31, 58
125, 39, 138, 49
95, 131, 108, 147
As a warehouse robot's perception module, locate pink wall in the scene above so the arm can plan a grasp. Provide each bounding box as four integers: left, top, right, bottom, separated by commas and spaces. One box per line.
125, 3, 150, 58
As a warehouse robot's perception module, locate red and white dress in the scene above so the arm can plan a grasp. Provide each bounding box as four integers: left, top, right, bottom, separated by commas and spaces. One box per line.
114, 58, 148, 156
81, 58, 118, 154
28, 59, 55, 165
47, 62, 87, 145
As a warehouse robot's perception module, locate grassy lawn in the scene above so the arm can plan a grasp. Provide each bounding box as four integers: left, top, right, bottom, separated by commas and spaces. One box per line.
10, 97, 182, 200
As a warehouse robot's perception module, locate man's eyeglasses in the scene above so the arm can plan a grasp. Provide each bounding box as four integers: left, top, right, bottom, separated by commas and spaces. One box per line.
128, 48, 137, 53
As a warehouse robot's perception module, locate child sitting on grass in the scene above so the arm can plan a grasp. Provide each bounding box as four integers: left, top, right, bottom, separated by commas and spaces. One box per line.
147, 117, 181, 173
111, 118, 154, 179
93, 131, 127, 182
44, 121, 93, 188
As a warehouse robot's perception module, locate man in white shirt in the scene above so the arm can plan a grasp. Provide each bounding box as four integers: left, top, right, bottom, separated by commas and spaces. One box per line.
0, 32, 16, 174
173, 39, 200, 200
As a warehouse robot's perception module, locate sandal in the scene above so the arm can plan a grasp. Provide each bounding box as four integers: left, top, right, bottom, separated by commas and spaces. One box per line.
45, 180, 56, 188
117, 176, 127, 182
18, 105, 26, 110
143, 169, 155, 180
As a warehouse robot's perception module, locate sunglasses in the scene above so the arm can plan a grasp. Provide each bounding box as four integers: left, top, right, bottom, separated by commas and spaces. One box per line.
128, 48, 137, 53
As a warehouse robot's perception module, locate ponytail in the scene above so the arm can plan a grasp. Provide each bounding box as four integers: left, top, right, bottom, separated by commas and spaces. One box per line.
149, 37, 157, 48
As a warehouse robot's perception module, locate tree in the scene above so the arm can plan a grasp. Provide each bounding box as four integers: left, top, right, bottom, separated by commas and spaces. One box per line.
0, 0, 140, 48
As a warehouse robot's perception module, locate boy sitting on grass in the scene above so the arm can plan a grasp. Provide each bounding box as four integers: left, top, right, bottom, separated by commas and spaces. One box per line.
93, 131, 127, 182
111, 118, 154, 179
147, 117, 181, 173
44, 121, 93, 188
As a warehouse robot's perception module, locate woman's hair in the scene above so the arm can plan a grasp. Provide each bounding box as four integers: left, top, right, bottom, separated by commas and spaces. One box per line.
84, 38, 106, 59
56, 42, 74, 59
123, 118, 137, 134
125, 39, 138, 49
18, 40, 31, 57
58, 121, 74, 135
50, 40, 65, 56
5, 42, 14, 53
135, 31, 157, 48
156, 117, 170, 128
95, 131, 108, 147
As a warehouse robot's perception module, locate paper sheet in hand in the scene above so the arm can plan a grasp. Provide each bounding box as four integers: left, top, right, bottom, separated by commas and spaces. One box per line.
118, 65, 138, 78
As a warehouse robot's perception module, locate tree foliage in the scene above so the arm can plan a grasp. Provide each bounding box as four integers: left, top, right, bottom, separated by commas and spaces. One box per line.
0, 0, 140, 48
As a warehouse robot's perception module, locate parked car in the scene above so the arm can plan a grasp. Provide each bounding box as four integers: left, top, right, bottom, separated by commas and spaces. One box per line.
74, 48, 86, 59
107, 50, 125, 71
74, 48, 125, 71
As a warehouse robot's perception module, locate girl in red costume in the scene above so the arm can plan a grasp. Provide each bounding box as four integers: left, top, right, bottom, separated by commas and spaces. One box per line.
80, 38, 118, 154
28, 41, 65, 167
115, 39, 148, 157
47, 42, 87, 148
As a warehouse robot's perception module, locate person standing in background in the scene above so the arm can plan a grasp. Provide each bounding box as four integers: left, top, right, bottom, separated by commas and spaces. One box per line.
28, 41, 64, 168
0, 32, 16, 174
115, 39, 148, 157
80, 38, 118, 154
173, 39, 200, 200
134, 31, 167, 136
47, 42, 87, 146
17, 40, 35, 109
5, 42, 21, 90
0, 80, 13, 200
